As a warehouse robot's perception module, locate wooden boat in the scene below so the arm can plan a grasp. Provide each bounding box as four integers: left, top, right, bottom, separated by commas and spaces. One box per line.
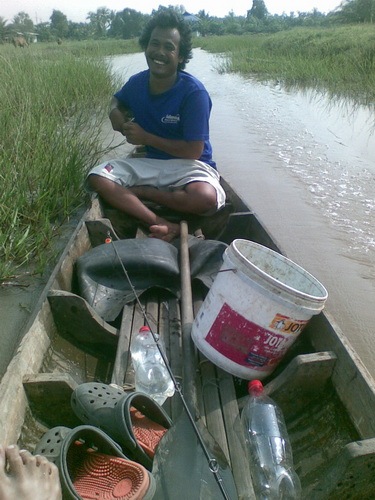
1, 155, 375, 499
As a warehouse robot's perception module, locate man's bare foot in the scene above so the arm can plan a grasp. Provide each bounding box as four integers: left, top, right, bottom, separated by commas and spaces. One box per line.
149, 221, 180, 242
0, 445, 62, 500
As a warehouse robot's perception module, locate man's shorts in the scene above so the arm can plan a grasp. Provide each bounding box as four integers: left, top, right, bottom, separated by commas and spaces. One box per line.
86, 157, 226, 214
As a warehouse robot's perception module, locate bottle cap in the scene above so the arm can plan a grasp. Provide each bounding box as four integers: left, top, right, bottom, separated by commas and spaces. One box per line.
248, 379, 264, 395
139, 326, 150, 332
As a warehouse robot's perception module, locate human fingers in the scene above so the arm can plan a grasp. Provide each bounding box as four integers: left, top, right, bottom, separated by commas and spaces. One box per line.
5, 445, 25, 475
122, 121, 135, 133
32, 453, 54, 473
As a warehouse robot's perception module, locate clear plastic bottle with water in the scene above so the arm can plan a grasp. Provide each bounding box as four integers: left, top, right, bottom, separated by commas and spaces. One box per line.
241, 380, 301, 499
130, 326, 175, 406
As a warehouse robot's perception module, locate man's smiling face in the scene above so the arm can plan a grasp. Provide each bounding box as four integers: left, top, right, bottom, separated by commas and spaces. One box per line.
145, 27, 184, 80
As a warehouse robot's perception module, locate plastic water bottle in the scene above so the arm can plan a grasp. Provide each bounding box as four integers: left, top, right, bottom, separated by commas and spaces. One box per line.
241, 380, 301, 499
130, 326, 175, 405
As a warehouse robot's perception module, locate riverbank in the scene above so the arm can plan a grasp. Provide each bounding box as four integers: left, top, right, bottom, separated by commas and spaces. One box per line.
197, 25, 375, 105
0, 43, 123, 283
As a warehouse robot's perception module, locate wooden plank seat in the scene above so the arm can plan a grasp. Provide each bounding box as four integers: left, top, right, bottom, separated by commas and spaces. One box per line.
47, 290, 119, 352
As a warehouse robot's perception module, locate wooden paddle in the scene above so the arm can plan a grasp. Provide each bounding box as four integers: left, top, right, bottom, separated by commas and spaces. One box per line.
179, 220, 198, 414
151, 221, 238, 499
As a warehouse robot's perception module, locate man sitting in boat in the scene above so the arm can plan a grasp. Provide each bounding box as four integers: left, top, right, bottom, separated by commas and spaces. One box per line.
86, 9, 225, 242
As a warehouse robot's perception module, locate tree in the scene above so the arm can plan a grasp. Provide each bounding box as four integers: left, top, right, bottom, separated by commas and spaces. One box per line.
35, 22, 53, 42
206, 19, 225, 36
50, 10, 69, 39
223, 11, 245, 34
87, 7, 113, 38
0, 16, 11, 41
197, 10, 211, 36
174, 4, 186, 14
151, 5, 185, 15
68, 21, 91, 41
338, 0, 375, 22
109, 8, 145, 39
247, 0, 268, 20
12, 11, 34, 34
198, 10, 210, 19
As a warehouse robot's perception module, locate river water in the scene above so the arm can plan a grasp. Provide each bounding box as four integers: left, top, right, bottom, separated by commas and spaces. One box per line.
110, 49, 375, 378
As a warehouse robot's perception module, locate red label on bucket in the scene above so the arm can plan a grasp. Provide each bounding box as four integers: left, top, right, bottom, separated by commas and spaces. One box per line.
204, 303, 306, 371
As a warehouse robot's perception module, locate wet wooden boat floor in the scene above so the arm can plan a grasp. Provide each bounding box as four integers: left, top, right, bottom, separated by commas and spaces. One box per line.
19, 280, 362, 498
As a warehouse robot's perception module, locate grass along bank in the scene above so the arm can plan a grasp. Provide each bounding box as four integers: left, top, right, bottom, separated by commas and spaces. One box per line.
0, 41, 137, 283
196, 25, 375, 105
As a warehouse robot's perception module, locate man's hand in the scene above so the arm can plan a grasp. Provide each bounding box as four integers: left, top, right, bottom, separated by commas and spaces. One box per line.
122, 121, 148, 145
109, 108, 129, 134
109, 98, 133, 134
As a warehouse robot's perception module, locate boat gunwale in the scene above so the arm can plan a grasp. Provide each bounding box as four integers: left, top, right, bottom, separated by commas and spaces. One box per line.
0, 197, 102, 444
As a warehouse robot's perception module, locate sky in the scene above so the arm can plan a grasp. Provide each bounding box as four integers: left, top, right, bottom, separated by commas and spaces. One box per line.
1, 1, 342, 24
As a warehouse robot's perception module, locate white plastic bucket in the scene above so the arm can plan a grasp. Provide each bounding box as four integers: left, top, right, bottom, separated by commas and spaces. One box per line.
191, 239, 328, 380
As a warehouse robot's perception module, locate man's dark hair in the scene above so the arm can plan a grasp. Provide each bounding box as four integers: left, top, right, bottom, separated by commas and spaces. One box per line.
139, 9, 193, 71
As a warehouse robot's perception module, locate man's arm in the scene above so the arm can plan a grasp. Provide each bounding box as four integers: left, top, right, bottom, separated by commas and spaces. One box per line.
121, 121, 204, 159
109, 97, 133, 134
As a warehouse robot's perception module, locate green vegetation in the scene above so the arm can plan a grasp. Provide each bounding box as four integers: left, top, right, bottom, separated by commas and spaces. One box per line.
197, 25, 375, 104
0, 40, 138, 282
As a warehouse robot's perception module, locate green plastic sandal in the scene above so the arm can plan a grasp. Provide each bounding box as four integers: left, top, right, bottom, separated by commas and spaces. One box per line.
34, 424, 156, 500
70, 383, 173, 470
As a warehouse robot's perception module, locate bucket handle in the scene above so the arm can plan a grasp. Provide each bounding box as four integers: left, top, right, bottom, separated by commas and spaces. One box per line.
217, 267, 237, 274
